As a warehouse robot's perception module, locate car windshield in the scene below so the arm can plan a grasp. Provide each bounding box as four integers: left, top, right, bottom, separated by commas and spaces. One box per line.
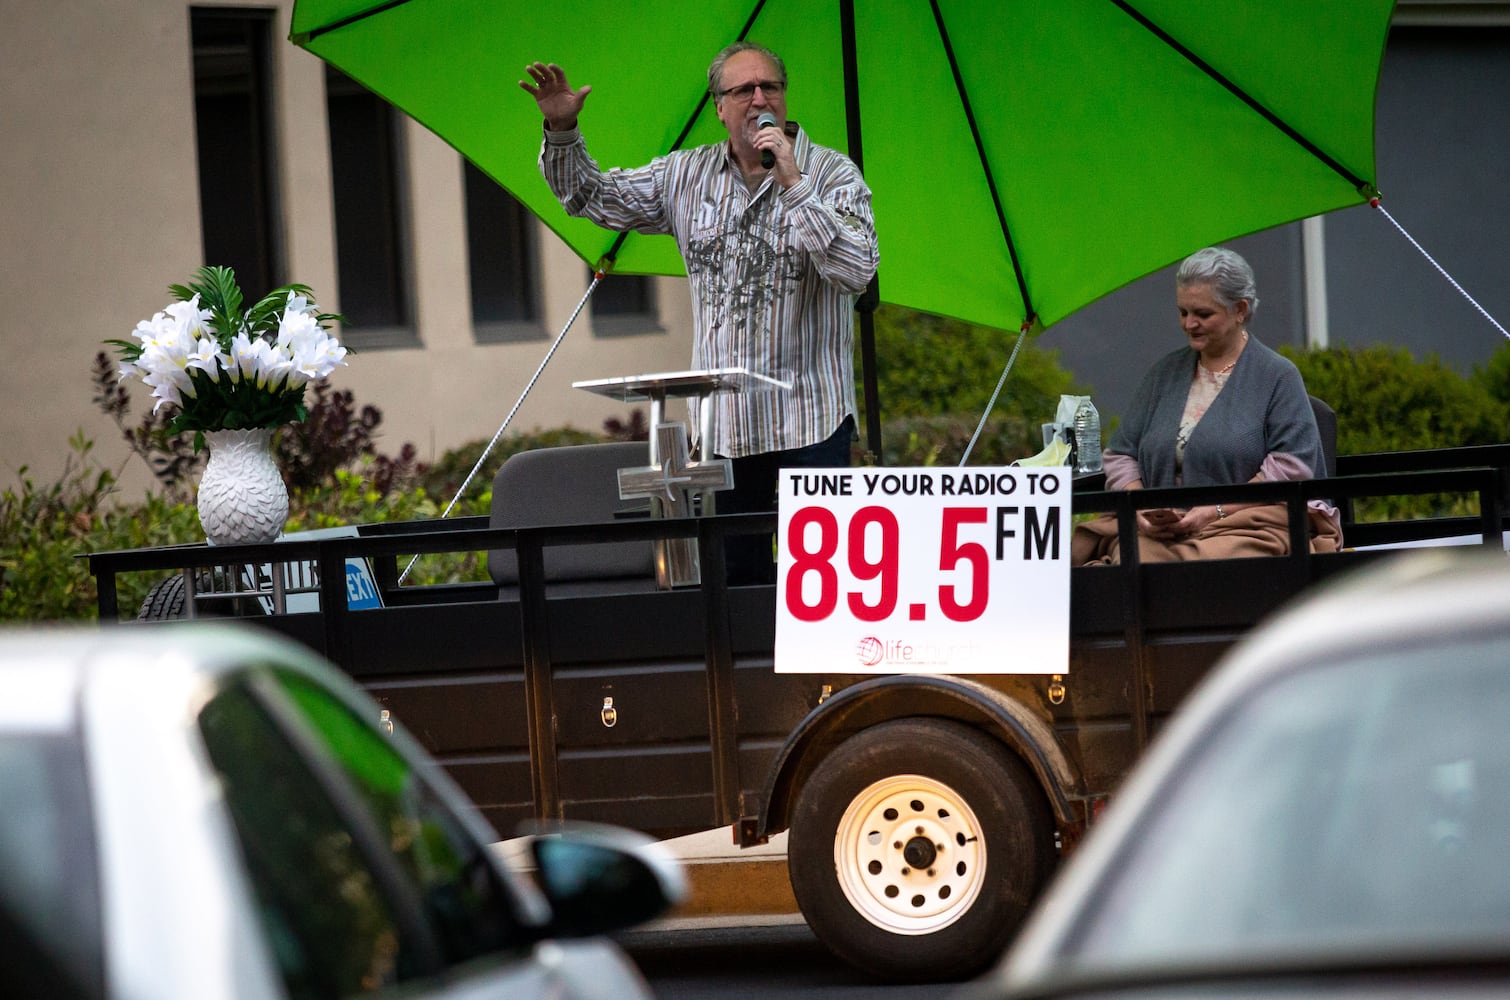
0, 733, 103, 999
1062, 630, 1510, 968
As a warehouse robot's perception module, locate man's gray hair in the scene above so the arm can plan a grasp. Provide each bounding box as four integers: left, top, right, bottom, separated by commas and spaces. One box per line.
708, 41, 787, 99
1177, 246, 1260, 317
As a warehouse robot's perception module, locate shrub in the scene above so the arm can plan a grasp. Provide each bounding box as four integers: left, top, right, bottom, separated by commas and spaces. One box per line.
1470, 337, 1510, 416
0, 434, 205, 621
5, 420, 643, 621
1283, 344, 1507, 455
857, 305, 1086, 465
418, 426, 611, 506
1284, 344, 1509, 521
865, 413, 1040, 468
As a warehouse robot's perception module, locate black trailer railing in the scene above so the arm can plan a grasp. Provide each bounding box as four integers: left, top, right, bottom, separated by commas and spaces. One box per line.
86, 446, 1510, 833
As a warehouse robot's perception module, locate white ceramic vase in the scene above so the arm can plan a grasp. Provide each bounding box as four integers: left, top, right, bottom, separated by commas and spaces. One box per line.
197, 428, 289, 545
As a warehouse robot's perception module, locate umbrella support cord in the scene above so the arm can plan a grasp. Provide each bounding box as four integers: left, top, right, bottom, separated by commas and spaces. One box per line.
1372, 199, 1509, 341
960, 325, 1029, 467
396, 272, 604, 585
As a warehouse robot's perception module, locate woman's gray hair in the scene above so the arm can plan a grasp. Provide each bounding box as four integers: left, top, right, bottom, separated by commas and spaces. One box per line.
708, 41, 787, 100
1177, 246, 1260, 318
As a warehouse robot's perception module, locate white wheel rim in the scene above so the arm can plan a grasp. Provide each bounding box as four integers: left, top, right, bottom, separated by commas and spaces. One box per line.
832, 773, 987, 935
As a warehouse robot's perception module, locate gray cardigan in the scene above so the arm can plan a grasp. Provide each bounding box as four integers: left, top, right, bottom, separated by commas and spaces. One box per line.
1107, 336, 1324, 489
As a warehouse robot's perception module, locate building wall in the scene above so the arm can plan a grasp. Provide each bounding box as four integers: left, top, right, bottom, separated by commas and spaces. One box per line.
1, 1, 692, 497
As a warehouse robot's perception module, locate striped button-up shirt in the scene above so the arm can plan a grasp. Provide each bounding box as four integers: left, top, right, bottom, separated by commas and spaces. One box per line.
541, 125, 879, 458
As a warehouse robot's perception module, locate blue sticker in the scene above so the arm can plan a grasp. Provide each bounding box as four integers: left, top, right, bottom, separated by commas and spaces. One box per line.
344, 560, 382, 609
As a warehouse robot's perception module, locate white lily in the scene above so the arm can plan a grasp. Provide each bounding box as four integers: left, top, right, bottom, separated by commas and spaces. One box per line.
249, 337, 293, 392
276, 307, 318, 346
144, 376, 183, 414
282, 291, 315, 320
140, 359, 195, 413
134, 323, 199, 407
223, 330, 259, 383
164, 296, 213, 342
284, 326, 348, 386
131, 312, 168, 349
185, 336, 222, 384
117, 357, 144, 382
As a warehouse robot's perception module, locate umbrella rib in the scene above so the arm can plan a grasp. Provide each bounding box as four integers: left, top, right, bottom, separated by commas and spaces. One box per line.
599, 0, 770, 267
292, 0, 418, 44
1111, 0, 1372, 193
928, 0, 1035, 327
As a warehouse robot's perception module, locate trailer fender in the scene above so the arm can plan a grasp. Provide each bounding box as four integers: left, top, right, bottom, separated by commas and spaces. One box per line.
750, 674, 1084, 844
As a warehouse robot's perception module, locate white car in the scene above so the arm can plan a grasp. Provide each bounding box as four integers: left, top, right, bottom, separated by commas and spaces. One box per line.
970, 548, 1510, 998
0, 624, 684, 999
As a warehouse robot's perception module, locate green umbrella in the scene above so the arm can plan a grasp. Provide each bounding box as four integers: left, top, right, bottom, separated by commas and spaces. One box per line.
291, 0, 1390, 443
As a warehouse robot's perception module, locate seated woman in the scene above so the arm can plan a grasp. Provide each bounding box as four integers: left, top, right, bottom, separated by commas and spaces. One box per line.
1073, 246, 1342, 565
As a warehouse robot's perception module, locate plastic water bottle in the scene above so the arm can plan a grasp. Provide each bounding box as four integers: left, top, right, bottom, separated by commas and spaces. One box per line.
1073, 399, 1102, 474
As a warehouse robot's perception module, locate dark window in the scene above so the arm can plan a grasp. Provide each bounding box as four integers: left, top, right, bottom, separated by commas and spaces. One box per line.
325, 67, 413, 341
198, 669, 523, 999
190, 7, 282, 296
271, 670, 521, 962
199, 680, 414, 997
591, 270, 655, 316
464, 161, 542, 341
589, 269, 661, 337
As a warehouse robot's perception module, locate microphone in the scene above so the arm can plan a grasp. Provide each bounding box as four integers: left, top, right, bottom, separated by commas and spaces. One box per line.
757, 112, 778, 168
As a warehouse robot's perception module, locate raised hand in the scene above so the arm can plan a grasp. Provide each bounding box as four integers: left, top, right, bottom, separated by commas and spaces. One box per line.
519, 62, 591, 131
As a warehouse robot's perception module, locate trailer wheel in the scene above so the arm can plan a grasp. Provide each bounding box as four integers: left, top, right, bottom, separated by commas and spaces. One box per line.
787, 718, 1055, 981
136, 573, 238, 620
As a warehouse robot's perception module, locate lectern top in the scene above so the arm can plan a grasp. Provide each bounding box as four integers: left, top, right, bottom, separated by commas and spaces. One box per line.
572, 366, 793, 402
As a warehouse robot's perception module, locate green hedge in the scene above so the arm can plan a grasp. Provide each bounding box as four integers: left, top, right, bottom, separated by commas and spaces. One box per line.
1283, 343, 1510, 521
1282, 344, 1508, 455
858, 305, 1087, 466
1, 428, 608, 624
12, 339, 1509, 623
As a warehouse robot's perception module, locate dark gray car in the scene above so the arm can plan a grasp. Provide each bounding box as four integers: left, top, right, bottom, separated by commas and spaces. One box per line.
966, 549, 1510, 999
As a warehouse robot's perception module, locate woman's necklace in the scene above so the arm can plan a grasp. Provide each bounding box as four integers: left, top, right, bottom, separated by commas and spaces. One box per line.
1201, 330, 1248, 375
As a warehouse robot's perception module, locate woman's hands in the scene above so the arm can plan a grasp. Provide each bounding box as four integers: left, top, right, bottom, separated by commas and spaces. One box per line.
1137, 506, 1225, 540
1122, 481, 1227, 540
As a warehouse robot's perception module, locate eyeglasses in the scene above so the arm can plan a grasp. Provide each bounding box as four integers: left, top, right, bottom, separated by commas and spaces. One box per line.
718, 80, 786, 102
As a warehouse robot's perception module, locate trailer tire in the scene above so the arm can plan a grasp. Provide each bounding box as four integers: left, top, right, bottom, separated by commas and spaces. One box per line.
136, 573, 237, 620
787, 718, 1055, 982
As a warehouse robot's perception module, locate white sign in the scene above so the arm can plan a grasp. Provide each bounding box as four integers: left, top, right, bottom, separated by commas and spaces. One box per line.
775, 467, 1070, 675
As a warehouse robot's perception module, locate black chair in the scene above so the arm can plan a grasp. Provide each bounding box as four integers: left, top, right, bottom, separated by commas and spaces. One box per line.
1310, 394, 1338, 478
486, 442, 657, 595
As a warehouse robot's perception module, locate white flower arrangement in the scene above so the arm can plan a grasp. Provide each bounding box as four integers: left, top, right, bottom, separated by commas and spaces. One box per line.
109, 266, 347, 442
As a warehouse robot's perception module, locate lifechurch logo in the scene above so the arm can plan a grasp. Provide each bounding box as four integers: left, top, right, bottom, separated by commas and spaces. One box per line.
854, 635, 974, 670
855, 637, 923, 667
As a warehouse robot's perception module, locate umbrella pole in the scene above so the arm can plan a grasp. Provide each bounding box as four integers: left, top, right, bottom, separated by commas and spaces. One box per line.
960, 326, 1028, 467
839, 0, 885, 464
858, 285, 882, 463
395, 272, 605, 585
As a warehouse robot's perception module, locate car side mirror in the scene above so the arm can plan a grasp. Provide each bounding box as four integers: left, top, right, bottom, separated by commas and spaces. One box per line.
527, 824, 688, 938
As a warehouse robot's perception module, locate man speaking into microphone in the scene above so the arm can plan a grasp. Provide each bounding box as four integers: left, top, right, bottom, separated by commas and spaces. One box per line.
522, 42, 879, 583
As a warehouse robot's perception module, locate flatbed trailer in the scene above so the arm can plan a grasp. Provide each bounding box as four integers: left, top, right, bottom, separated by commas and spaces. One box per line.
89, 442, 1510, 980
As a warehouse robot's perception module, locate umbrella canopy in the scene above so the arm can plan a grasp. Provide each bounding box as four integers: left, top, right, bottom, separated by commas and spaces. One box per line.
290, 0, 1389, 337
